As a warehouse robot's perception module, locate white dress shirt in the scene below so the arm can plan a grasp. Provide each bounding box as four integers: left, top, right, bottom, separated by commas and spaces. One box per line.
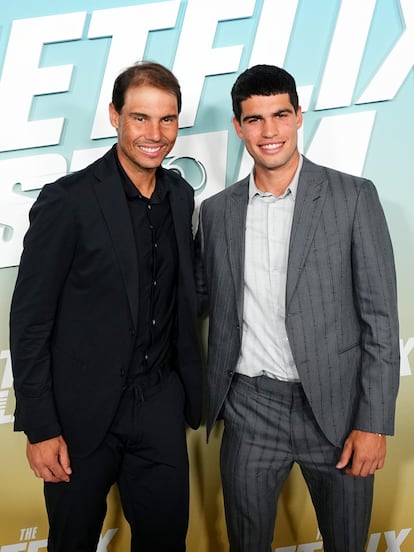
236, 156, 303, 381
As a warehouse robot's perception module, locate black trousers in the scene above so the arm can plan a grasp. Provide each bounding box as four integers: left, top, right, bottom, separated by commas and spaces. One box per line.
44, 371, 189, 552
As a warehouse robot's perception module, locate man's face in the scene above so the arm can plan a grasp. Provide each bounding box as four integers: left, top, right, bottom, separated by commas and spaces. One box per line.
109, 84, 179, 175
233, 92, 302, 177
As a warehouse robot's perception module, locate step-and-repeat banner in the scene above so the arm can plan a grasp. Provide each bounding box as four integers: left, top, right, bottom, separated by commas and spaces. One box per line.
0, 1, 413, 550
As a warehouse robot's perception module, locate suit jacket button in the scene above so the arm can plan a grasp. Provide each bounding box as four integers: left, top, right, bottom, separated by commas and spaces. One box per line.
228, 371, 234, 377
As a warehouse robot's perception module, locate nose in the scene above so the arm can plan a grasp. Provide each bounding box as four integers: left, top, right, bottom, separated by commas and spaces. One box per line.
262, 119, 278, 138
146, 120, 161, 141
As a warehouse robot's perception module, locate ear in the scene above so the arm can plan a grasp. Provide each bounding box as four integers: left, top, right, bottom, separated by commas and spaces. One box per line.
296, 106, 303, 130
232, 116, 244, 139
108, 102, 119, 130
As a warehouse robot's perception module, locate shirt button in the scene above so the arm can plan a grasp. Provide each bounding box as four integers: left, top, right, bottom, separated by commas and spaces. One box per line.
153, 280, 157, 286
148, 205, 152, 210
152, 319, 156, 325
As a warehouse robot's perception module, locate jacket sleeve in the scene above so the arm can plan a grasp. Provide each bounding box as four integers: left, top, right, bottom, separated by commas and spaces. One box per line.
10, 182, 77, 443
351, 180, 400, 435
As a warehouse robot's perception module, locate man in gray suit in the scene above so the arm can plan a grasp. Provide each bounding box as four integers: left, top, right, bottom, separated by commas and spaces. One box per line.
195, 65, 400, 551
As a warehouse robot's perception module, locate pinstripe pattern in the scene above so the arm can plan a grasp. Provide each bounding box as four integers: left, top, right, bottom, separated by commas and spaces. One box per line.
195, 155, 399, 549
196, 156, 399, 445
221, 374, 373, 552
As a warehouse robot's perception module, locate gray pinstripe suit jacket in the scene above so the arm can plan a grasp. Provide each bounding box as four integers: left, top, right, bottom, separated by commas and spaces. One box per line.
195, 156, 400, 447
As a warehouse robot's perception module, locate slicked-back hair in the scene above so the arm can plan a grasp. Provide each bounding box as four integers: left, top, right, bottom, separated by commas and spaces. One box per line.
231, 64, 299, 122
112, 61, 182, 114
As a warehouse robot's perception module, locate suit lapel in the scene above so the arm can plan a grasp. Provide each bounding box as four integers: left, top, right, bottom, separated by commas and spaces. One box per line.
286, 158, 328, 308
226, 178, 249, 324
169, 180, 189, 276
92, 149, 139, 328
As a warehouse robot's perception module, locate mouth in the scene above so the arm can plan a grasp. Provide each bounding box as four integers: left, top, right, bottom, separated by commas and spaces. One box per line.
138, 145, 165, 154
260, 142, 284, 153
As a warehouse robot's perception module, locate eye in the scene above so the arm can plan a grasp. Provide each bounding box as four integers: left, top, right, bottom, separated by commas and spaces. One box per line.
162, 116, 176, 124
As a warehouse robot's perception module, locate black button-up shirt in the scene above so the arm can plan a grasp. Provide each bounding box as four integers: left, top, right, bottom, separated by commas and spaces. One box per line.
116, 155, 178, 382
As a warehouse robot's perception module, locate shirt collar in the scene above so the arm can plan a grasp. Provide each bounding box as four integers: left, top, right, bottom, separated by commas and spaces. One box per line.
113, 147, 169, 203
248, 154, 303, 201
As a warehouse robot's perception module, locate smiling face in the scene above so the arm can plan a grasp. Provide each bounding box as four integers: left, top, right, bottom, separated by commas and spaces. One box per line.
109, 84, 179, 180
233, 92, 303, 190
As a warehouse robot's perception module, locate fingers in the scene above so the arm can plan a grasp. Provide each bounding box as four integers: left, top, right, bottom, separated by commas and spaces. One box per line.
337, 430, 386, 478
34, 462, 68, 483
59, 444, 72, 476
335, 438, 353, 470
26, 436, 71, 483
345, 455, 378, 477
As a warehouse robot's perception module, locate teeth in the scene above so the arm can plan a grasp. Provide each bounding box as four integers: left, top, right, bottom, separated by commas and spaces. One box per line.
261, 143, 282, 150
139, 145, 162, 153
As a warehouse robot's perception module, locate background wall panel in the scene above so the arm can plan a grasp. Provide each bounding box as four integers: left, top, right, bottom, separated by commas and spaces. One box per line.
1, 1, 413, 550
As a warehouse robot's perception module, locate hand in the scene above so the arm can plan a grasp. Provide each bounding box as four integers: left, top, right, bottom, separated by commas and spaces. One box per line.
26, 435, 72, 483
336, 429, 386, 477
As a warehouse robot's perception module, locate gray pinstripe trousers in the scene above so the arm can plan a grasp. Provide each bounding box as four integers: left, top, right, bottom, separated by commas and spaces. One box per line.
220, 374, 373, 552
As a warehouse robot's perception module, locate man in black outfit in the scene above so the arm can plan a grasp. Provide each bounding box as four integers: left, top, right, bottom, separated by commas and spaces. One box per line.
10, 61, 202, 552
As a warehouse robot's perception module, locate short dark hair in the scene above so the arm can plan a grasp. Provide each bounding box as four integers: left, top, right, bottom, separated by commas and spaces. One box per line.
231, 64, 299, 122
111, 61, 182, 114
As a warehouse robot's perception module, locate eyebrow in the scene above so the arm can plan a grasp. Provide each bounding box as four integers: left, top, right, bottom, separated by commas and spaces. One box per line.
128, 111, 178, 119
241, 113, 262, 123
242, 108, 294, 123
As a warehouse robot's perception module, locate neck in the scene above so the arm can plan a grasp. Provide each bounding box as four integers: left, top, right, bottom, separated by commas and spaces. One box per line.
116, 145, 157, 198
255, 154, 300, 197
124, 167, 157, 198
133, 174, 156, 198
